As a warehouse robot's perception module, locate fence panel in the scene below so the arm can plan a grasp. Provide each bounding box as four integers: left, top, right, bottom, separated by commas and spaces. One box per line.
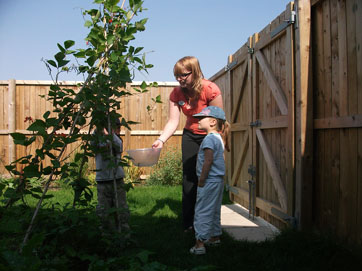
311, 0, 362, 243
0, 80, 183, 176
212, 41, 254, 213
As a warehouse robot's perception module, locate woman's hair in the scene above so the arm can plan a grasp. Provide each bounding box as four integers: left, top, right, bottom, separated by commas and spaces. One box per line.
216, 119, 231, 152
173, 56, 204, 99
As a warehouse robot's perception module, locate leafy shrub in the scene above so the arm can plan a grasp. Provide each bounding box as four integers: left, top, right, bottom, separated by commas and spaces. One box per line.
147, 147, 183, 186
57, 151, 93, 189
0, 203, 168, 270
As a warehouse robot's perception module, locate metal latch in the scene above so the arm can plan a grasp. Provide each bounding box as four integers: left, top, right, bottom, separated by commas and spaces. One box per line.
250, 120, 261, 127
248, 165, 256, 177
247, 179, 256, 220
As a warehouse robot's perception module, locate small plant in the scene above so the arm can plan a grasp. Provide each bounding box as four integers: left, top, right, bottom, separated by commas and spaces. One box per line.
123, 158, 145, 185
147, 147, 182, 186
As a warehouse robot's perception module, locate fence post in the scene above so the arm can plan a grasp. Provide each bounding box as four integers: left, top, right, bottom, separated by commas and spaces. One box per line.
8, 79, 16, 165
294, 0, 313, 230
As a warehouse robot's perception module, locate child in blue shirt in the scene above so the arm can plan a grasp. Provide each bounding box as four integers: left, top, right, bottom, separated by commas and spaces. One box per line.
189, 106, 230, 255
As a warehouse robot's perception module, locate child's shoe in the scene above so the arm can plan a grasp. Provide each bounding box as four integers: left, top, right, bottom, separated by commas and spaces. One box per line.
189, 245, 206, 255
204, 238, 221, 246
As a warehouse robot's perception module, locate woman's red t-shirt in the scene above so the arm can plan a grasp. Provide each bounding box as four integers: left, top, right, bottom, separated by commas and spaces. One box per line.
169, 79, 221, 134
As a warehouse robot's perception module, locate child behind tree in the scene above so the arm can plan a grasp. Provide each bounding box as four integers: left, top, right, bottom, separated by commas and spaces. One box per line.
91, 118, 130, 235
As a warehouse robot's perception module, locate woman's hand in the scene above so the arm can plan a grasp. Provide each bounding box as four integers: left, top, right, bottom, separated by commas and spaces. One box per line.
152, 138, 164, 149
152, 101, 180, 149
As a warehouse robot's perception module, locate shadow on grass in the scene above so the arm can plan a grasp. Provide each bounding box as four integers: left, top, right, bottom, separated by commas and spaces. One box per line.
127, 187, 362, 271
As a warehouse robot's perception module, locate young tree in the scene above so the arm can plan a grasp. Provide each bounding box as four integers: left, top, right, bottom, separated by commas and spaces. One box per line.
2, 0, 157, 251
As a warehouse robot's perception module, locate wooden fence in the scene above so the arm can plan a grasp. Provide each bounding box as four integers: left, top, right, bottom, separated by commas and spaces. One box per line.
0, 80, 185, 175
210, 0, 361, 244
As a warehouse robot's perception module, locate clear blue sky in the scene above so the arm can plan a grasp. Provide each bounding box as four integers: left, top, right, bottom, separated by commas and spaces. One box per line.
0, 0, 291, 82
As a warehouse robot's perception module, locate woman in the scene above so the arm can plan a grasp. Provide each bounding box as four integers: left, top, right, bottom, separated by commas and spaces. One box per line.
152, 56, 223, 232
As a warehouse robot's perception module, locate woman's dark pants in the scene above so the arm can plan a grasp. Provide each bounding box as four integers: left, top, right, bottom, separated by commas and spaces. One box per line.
181, 129, 206, 230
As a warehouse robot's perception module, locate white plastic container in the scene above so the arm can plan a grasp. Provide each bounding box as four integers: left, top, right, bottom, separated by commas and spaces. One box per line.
126, 148, 162, 167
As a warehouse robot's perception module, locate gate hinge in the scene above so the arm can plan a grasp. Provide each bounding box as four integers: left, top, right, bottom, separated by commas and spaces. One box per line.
270, 10, 297, 38
248, 165, 256, 177
250, 120, 261, 127
271, 207, 297, 228
247, 46, 254, 55
224, 60, 238, 72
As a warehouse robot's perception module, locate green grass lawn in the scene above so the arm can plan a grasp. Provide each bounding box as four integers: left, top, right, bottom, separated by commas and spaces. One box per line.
1, 185, 361, 270
127, 186, 362, 270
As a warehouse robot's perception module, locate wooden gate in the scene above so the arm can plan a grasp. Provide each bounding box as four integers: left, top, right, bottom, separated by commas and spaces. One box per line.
211, 3, 296, 228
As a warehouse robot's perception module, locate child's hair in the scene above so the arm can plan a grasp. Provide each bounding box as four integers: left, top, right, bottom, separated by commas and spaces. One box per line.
216, 119, 231, 152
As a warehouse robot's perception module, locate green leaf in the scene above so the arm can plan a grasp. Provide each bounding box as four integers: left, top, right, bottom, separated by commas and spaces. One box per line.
140, 81, 147, 90
86, 55, 97, 66
135, 18, 147, 31
155, 95, 162, 103
66, 49, 76, 54
107, 34, 115, 45
126, 11, 133, 20
36, 149, 45, 160
57, 59, 70, 68
84, 20, 93, 27
106, 0, 120, 6
23, 164, 41, 178
45, 117, 58, 127
110, 52, 119, 62
24, 136, 36, 147
64, 40, 75, 49
50, 84, 60, 91
43, 111, 51, 119
51, 160, 60, 168
27, 120, 46, 133
43, 166, 52, 175
133, 57, 143, 64
135, 47, 144, 54
73, 50, 86, 58
55, 52, 65, 63
47, 60, 57, 68
11, 133, 26, 141
57, 43, 65, 53
5, 164, 16, 172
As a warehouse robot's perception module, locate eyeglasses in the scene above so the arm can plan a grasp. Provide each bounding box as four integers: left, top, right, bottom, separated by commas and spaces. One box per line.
175, 72, 192, 80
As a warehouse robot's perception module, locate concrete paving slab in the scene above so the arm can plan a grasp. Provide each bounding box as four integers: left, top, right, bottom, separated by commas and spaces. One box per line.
221, 204, 280, 242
